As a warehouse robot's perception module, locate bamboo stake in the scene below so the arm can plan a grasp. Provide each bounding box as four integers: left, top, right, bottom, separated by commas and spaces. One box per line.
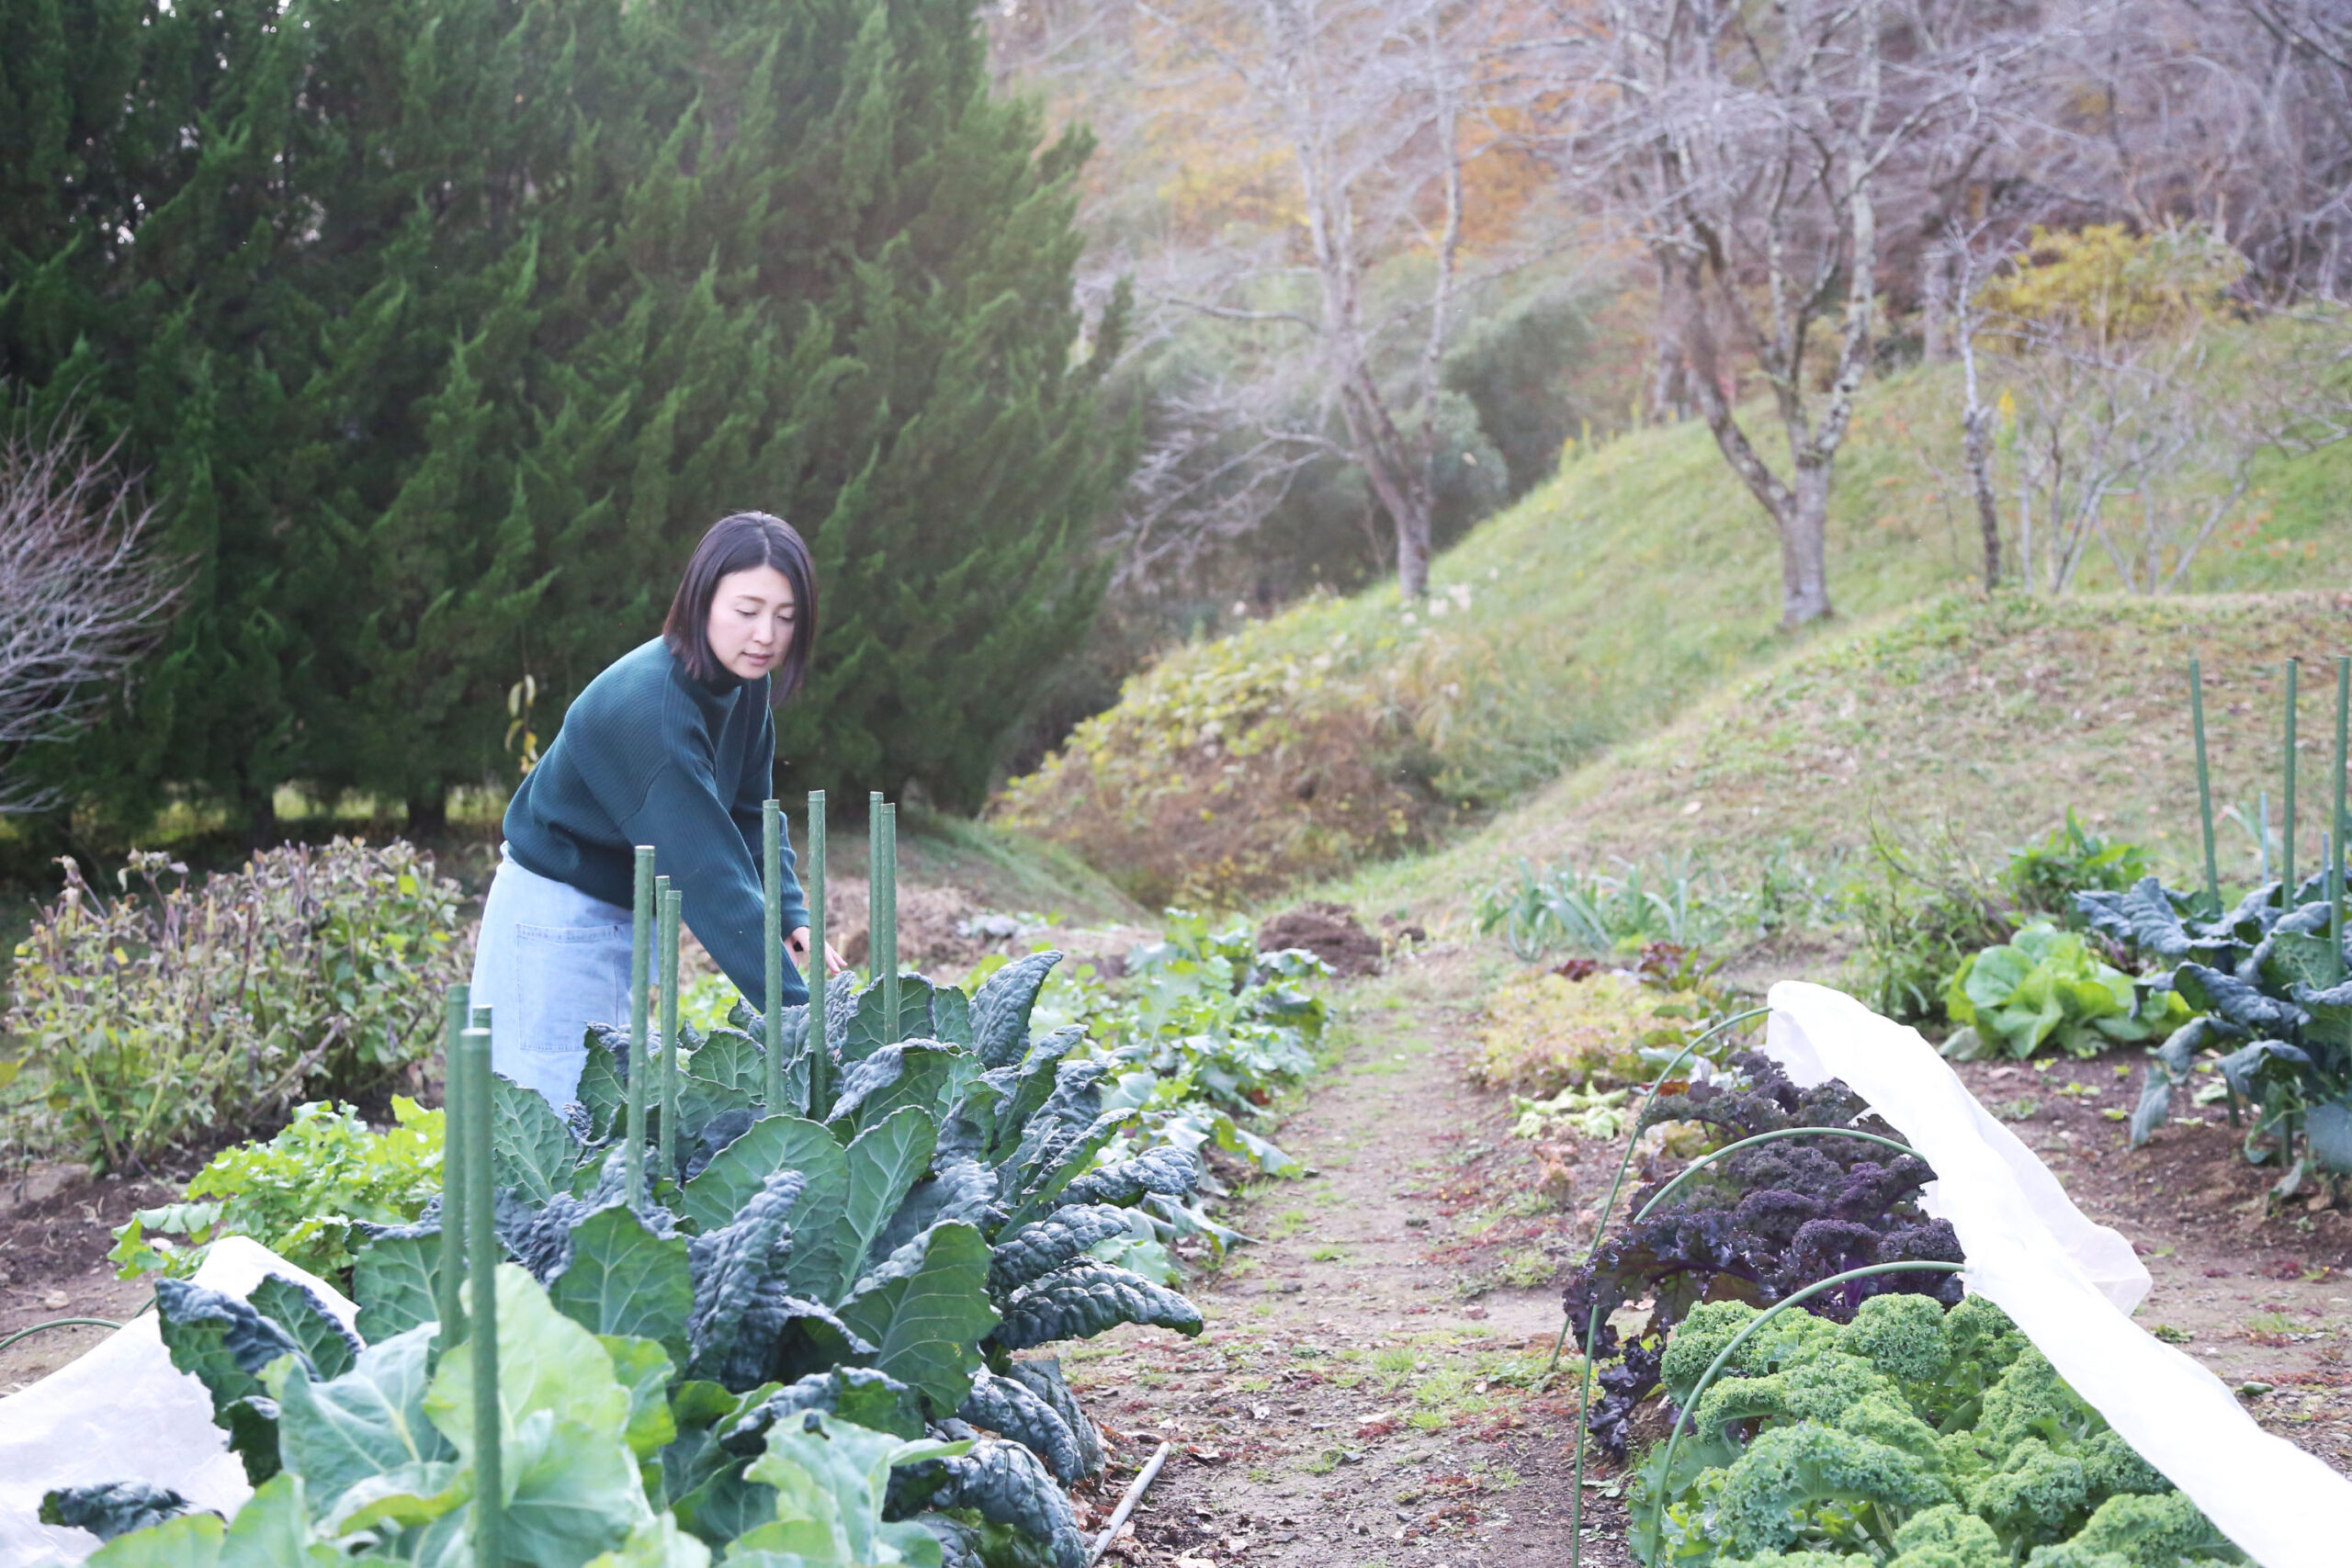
626, 846, 654, 1207
763, 800, 783, 1111
435, 984, 468, 1354
1088, 1441, 1173, 1566
460, 1022, 503, 1566
2191, 658, 2220, 913
808, 791, 829, 1118
658, 886, 682, 1182
2285, 659, 2300, 896
868, 792, 888, 1036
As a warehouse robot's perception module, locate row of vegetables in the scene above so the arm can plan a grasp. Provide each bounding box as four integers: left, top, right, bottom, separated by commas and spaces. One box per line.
1566, 1054, 2245, 1568
1943, 863, 2352, 1189
40, 952, 1254, 1568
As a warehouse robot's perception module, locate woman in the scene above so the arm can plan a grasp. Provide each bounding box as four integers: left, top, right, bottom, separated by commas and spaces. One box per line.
470, 513, 847, 1108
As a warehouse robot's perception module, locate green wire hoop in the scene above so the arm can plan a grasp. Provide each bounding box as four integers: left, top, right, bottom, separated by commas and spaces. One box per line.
1644, 1259, 1968, 1564
1558, 1003, 1770, 1568
0, 1316, 122, 1355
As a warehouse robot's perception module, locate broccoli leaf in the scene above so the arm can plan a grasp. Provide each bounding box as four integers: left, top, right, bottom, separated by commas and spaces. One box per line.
830, 1044, 973, 1134
835, 1221, 1000, 1416
273, 1323, 454, 1517
491, 1072, 582, 1205
548, 1205, 695, 1362
832, 1107, 943, 1301
678, 1113, 845, 1236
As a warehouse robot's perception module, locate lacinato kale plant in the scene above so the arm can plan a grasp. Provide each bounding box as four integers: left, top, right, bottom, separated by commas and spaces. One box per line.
1633, 1293, 2241, 1567
57, 951, 1201, 1568
1562, 1054, 1963, 1459
2081, 873, 2352, 1182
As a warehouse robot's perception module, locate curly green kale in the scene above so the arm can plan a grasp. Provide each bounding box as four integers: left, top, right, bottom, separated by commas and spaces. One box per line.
1636, 1294, 2242, 1568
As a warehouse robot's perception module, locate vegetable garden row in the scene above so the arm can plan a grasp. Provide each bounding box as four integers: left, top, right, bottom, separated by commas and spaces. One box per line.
6, 794, 1333, 1568
14, 659, 2352, 1567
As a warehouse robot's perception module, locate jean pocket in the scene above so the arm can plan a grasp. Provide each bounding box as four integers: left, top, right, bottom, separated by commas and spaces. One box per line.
514, 922, 628, 1057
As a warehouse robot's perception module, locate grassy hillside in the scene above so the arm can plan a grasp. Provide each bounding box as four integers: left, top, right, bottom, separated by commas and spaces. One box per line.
998, 344, 2352, 905
1333, 592, 2352, 940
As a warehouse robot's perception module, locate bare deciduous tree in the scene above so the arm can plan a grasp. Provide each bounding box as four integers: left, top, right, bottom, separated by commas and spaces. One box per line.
1583, 0, 2031, 628
0, 412, 183, 810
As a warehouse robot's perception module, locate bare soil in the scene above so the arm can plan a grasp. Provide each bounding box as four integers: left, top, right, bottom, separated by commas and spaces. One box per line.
0, 1165, 178, 1395
8, 935, 2351, 1562
1070, 953, 2352, 1568
1068, 945, 1634, 1568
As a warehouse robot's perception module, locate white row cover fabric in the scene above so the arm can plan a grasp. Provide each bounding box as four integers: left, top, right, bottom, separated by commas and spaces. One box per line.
1767, 980, 2352, 1568
0, 1236, 354, 1567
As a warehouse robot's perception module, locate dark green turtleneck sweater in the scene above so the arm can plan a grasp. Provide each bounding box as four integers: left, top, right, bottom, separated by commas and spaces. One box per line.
503, 638, 811, 1005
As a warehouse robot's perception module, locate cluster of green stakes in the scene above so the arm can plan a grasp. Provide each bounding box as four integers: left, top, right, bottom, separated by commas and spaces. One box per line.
39, 794, 1204, 1568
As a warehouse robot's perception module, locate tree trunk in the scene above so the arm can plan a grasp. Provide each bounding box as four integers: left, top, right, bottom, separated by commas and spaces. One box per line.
1394, 499, 1432, 600
1780, 463, 1835, 628
406, 787, 448, 840
1962, 400, 2002, 589
238, 772, 280, 851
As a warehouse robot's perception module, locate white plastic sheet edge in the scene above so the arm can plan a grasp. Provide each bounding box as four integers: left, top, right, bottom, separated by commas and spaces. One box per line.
1767, 980, 2352, 1568
0, 1236, 356, 1567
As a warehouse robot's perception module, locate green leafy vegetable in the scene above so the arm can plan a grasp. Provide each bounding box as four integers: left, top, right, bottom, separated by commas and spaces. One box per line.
1942, 924, 2188, 1062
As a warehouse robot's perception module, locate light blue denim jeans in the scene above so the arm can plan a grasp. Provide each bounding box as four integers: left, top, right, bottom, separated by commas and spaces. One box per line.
469, 843, 634, 1110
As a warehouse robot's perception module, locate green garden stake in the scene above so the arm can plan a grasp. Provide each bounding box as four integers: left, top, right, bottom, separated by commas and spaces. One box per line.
659, 886, 682, 1181
763, 799, 784, 1111
2260, 790, 2272, 885
808, 791, 830, 1117
2285, 659, 2300, 895
460, 1022, 503, 1568
435, 984, 469, 1353
626, 845, 654, 1207
1554, 1005, 1770, 1568
868, 792, 884, 993
2335, 656, 2349, 981
881, 802, 899, 1041
2332, 831, 2345, 990
2191, 658, 2220, 914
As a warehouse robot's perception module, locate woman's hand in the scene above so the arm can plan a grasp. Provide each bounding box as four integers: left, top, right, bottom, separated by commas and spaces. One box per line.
788, 926, 848, 976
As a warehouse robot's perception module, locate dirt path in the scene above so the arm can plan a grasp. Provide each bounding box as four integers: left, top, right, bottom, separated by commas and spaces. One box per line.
1067, 947, 1632, 1568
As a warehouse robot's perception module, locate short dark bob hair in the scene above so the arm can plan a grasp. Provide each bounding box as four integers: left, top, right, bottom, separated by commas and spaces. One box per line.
662, 513, 819, 699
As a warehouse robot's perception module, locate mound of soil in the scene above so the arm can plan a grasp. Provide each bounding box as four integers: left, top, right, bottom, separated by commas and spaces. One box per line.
1258, 901, 1384, 976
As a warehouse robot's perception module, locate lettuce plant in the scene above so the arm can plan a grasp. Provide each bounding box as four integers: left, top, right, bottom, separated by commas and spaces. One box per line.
1940, 923, 2188, 1063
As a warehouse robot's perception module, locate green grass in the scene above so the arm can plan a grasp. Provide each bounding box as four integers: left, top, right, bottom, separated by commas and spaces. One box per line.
1329, 592, 2352, 943
999, 323, 2352, 905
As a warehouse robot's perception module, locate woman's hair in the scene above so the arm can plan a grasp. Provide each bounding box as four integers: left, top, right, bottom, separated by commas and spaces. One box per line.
662, 512, 819, 699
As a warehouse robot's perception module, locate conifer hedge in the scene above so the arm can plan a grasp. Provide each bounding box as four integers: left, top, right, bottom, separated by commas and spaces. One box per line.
0, 0, 1125, 829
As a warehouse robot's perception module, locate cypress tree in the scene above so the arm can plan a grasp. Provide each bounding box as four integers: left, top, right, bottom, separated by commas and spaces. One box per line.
1, 0, 1125, 827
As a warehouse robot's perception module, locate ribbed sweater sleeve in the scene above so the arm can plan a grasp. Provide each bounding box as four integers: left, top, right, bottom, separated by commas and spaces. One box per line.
503, 640, 811, 1007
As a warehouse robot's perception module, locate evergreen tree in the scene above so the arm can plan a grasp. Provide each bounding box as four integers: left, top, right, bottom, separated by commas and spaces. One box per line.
0, 0, 1125, 829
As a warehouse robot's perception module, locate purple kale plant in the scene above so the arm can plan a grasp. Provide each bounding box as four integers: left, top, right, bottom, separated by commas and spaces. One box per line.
1562, 1052, 1963, 1458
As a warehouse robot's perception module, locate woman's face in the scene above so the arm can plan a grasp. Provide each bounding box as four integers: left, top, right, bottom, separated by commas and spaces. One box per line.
707, 565, 797, 682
